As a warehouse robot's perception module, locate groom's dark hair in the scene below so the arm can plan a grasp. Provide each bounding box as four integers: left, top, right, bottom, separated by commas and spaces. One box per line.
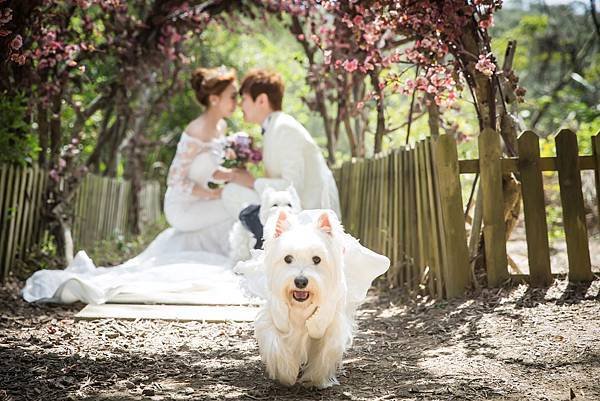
239, 69, 284, 111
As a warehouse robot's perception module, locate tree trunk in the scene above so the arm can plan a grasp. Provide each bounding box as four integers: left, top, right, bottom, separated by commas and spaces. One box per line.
37, 102, 49, 168
426, 93, 440, 139
370, 70, 386, 154
343, 113, 358, 158
459, 21, 523, 285
49, 95, 62, 166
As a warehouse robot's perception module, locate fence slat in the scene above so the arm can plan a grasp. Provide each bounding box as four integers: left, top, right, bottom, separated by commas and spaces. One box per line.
0, 166, 10, 281
23, 164, 39, 255
405, 147, 415, 289
417, 141, 434, 295
555, 128, 593, 282
15, 167, 33, 261
432, 135, 470, 298
424, 138, 445, 297
518, 131, 552, 286
414, 144, 424, 289
380, 156, 389, 255
31, 168, 46, 247
593, 134, 600, 224
478, 128, 509, 287
4, 166, 24, 281
399, 150, 407, 288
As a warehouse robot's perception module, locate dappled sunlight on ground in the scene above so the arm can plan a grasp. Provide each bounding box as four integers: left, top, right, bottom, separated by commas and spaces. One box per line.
1, 278, 599, 400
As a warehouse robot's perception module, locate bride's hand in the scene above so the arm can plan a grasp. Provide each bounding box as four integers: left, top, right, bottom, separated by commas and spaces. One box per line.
192, 185, 223, 200
205, 187, 223, 200
212, 168, 234, 182
230, 168, 255, 189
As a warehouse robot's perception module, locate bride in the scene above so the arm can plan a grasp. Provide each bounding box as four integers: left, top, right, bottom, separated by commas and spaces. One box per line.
164, 65, 257, 255
22, 66, 260, 305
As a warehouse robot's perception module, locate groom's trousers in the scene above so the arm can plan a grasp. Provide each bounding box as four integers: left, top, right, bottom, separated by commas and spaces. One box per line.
238, 204, 264, 249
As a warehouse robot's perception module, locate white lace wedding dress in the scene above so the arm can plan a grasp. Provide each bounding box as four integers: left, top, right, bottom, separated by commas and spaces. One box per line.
22, 132, 260, 304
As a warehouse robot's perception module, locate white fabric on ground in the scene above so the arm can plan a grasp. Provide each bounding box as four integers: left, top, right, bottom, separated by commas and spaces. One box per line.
22, 228, 254, 305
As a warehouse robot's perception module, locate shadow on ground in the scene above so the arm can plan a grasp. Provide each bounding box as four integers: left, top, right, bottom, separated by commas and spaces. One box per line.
1, 278, 599, 400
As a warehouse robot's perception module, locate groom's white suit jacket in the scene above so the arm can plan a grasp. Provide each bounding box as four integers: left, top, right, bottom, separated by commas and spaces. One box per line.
254, 111, 341, 217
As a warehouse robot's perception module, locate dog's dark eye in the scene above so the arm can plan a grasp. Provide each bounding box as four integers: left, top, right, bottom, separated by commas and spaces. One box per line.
284, 255, 293, 264
273, 203, 279, 207
312, 256, 321, 265
286, 203, 292, 207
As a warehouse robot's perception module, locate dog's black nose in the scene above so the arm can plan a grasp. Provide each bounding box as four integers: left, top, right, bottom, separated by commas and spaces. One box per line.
294, 276, 308, 289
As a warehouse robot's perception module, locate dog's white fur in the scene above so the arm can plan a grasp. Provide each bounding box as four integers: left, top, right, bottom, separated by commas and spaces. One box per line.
255, 209, 354, 389
229, 186, 301, 262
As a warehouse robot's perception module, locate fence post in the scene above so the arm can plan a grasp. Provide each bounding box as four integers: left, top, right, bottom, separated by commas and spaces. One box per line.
518, 131, 553, 286
425, 138, 445, 297
555, 128, 593, 282
432, 135, 470, 298
478, 128, 509, 287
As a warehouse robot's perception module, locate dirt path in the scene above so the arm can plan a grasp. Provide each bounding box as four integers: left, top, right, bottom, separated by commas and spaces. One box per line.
1, 278, 599, 401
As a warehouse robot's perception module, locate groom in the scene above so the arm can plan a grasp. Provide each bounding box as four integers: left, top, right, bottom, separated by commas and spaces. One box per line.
234, 69, 341, 247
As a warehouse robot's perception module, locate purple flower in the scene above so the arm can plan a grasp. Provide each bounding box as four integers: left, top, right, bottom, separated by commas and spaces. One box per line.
233, 134, 251, 147
250, 150, 263, 163
222, 132, 262, 168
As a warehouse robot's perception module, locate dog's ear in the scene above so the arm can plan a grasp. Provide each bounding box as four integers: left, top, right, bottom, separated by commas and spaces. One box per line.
262, 186, 275, 199
316, 212, 333, 235
286, 184, 298, 198
273, 210, 290, 239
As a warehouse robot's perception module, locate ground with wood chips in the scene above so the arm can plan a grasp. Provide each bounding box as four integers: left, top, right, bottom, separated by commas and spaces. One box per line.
1, 278, 599, 401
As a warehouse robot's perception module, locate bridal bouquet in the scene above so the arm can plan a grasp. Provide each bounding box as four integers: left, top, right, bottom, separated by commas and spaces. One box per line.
221, 132, 262, 169
208, 132, 262, 189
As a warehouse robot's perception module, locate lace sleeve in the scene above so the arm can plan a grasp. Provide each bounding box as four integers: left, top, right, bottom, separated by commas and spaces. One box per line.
167, 135, 211, 194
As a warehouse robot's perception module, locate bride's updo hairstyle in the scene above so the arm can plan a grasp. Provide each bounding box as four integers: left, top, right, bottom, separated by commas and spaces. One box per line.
191, 66, 236, 107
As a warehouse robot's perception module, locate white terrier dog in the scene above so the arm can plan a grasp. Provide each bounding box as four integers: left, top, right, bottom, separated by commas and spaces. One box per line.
253, 209, 389, 389
229, 186, 301, 263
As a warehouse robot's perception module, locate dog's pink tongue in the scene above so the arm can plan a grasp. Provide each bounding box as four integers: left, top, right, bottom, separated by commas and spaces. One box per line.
293, 291, 309, 301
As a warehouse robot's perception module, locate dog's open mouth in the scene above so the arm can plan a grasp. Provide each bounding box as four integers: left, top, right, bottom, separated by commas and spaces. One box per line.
292, 290, 310, 302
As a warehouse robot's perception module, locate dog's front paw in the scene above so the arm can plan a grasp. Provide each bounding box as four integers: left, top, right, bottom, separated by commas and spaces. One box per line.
271, 299, 290, 333
299, 375, 339, 389
306, 307, 327, 339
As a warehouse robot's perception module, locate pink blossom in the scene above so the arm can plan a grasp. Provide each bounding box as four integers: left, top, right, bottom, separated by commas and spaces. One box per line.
9, 34, 22, 50
10, 53, 26, 65
478, 14, 494, 29
0, 8, 12, 24
297, 33, 305, 41
342, 58, 358, 72
76, 0, 91, 9
49, 169, 60, 182
475, 54, 496, 77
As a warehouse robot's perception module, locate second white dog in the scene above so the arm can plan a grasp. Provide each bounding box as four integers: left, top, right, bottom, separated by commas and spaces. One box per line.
228, 186, 301, 263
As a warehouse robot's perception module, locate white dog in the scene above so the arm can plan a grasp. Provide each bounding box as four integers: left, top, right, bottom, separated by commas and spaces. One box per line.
229, 186, 301, 263
253, 209, 390, 389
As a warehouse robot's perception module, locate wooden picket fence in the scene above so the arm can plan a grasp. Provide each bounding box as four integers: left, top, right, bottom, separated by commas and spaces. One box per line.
335, 129, 599, 298
0, 164, 163, 282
